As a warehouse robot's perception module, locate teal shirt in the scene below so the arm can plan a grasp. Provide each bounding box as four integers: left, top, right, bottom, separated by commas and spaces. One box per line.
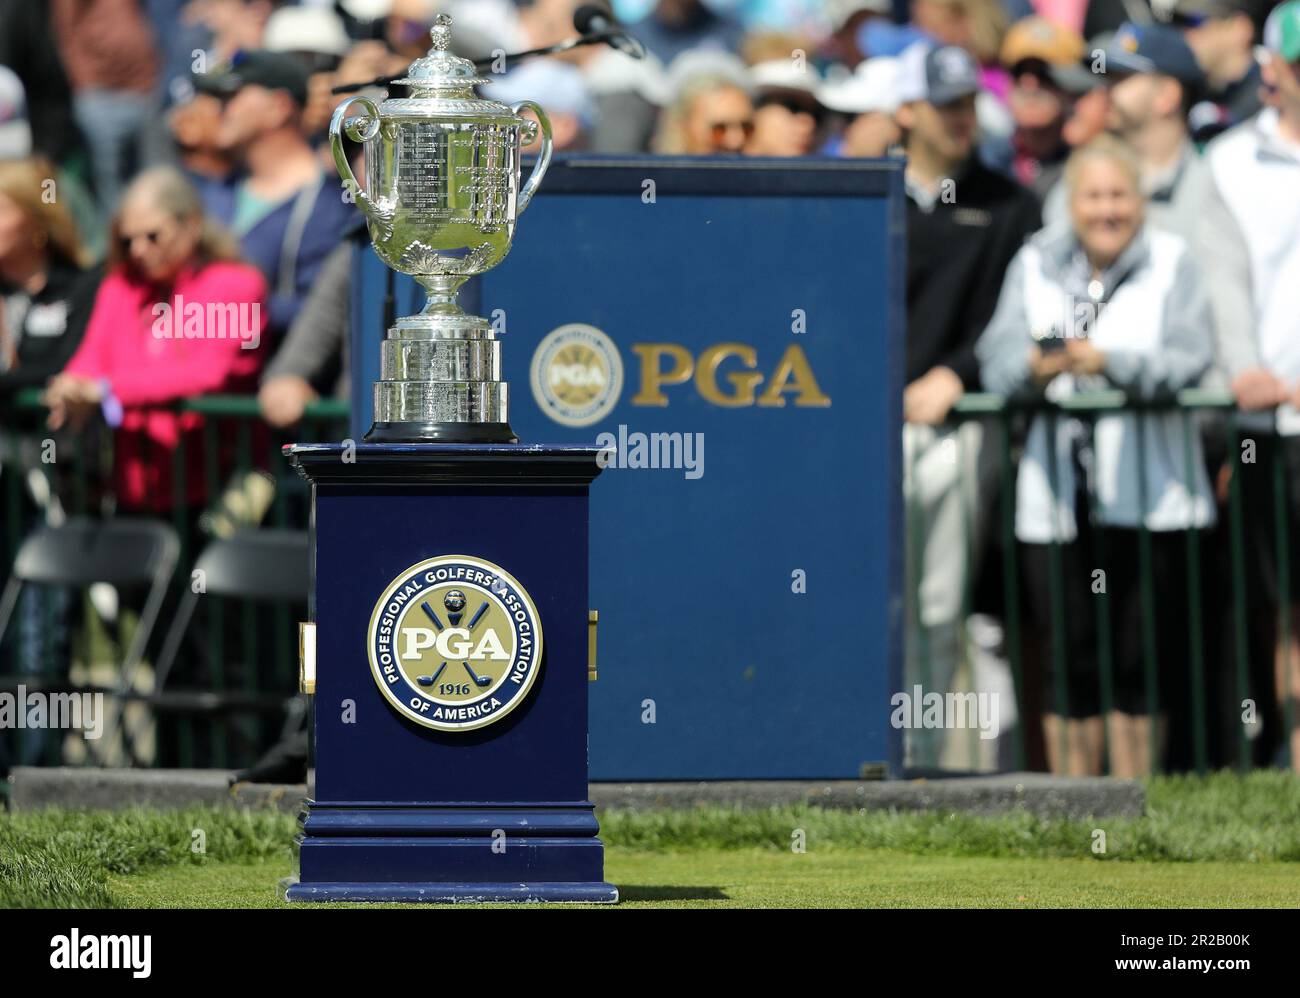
232, 184, 286, 235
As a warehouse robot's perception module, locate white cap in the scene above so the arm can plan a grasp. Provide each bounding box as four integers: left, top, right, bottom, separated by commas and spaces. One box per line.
264, 7, 352, 57
750, 58, 820, 93
893, 41, 931, 105
0, 66, 32, 160
652, 48, 752, 107
444, 0, 528, 54
816, 57, 901, 114
338, 0, 395, 20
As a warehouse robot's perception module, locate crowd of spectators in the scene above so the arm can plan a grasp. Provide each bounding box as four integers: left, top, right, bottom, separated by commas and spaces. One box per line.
1, 0, 1298, 778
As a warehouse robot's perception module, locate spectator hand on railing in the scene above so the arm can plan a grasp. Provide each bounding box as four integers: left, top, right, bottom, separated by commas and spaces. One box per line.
1064, 338, 1105, 376
1230, 368, 1291, 412
258, 375, 319, 430
42, 374, 103, 432
903, 366, 964, 426
1028, 345, 1070, 388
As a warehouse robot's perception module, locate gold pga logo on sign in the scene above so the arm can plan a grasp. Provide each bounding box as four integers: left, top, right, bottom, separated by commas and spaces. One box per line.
530, 323, 624, 427
367, 555, 543, 732
530, 324, 832, 422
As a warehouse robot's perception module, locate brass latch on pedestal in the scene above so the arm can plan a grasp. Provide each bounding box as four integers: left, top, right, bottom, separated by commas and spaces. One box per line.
299, 622, 317, 694
588, 610, 598, 682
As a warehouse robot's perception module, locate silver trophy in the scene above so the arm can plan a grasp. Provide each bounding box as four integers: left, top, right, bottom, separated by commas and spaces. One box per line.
329, 13, 553, 442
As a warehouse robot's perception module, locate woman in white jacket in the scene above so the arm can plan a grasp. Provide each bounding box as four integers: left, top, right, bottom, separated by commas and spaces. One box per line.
977, 135, 1216, 778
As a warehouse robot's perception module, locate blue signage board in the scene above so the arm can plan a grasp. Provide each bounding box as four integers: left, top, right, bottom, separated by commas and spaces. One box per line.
351, 157, 905, 779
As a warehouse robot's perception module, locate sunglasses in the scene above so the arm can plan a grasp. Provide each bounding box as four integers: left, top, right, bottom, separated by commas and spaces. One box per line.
710, 118, 755, 140
118, 228, 165, 252
1011, 58, 1052, 84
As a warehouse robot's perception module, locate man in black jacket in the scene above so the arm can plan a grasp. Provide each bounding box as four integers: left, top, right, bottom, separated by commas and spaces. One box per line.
894, 44, 1041, 770
898, 44, 1042, 423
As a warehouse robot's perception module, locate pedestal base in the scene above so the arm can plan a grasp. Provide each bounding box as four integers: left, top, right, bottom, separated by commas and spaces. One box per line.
282, 800, 616, 905
280, 877, 618, 903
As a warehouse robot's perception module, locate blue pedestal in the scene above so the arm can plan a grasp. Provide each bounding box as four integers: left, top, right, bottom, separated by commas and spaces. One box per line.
282, 443, 616, 903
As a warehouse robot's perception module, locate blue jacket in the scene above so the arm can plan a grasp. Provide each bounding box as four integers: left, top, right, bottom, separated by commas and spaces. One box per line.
200, 172, 359, 339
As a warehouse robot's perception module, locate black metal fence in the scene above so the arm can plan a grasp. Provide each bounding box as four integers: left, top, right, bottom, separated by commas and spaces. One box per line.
912, 388, 1296, 775
2, 387, 1294, 777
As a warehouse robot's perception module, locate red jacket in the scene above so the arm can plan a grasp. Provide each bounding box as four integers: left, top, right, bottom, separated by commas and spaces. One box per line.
64, 259, 268, 512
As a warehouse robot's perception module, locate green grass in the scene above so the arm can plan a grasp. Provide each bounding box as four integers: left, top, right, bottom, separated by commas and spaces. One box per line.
599, 769, 1300, 861
4, 770, 1300, 908
108, 852, 1300, 909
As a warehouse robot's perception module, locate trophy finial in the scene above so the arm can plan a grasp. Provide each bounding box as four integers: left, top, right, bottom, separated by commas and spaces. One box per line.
430, 13, 453, 51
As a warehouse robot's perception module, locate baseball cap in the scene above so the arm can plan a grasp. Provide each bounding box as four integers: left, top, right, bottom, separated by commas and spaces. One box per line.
1101, 22, 1206, 86
263, 7, 352, 58
816, 57, 902, 114
750, 59, 820, 94
1168, 0, 1259, 26
1264, 1, 1300, 62
751, 59, 825, 119
0, 66, 33, 159
194, 50, 311, 107
898, 43, 982, 105
1001, 16, 1087, 68
339, 0, 394, 18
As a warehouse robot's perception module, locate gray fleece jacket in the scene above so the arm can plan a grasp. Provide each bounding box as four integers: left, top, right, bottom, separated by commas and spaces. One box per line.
976, 223, 1216, 540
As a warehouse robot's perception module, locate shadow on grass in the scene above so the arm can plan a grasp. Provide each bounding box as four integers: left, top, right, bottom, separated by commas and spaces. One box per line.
615, 884, 728, 902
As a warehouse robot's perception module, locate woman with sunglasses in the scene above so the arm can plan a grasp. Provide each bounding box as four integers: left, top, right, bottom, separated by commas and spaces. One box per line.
42, 166, 267, 515
655, 72, 756, 155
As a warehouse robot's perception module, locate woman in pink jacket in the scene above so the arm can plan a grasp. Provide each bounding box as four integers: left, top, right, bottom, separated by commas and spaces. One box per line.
43, 166, 267, 513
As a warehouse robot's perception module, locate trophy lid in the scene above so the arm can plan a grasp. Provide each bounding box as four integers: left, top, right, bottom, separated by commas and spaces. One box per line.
392, 13, 490, 91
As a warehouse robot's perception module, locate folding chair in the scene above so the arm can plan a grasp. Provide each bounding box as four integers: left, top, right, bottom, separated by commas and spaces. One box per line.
137, 528, 310, 761
0, 517, 180, 763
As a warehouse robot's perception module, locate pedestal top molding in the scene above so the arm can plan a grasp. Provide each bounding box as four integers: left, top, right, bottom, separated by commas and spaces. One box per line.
285, 443, 604, 486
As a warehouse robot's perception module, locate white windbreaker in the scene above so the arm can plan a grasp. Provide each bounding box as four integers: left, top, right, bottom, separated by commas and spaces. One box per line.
1208, 108, 1300, 435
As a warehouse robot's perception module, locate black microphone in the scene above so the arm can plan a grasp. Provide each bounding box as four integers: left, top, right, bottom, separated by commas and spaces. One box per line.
332, 7, 645, 92
573, 4, 613, 34
573, 4, 646, 59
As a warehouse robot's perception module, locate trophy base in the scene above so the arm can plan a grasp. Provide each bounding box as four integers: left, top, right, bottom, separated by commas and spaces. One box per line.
364, 420, 518, 444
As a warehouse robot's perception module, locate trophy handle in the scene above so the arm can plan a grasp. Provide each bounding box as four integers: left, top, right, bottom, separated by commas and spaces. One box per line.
329, 96, 389, 227
511, 100, 553, 217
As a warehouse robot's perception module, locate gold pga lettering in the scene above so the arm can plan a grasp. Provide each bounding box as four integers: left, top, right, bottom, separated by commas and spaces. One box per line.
401, 626, 509, 661
630, 342, 831, 408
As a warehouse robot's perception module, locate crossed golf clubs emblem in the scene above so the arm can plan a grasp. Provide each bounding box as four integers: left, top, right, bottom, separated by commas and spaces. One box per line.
415, 589, 493, 689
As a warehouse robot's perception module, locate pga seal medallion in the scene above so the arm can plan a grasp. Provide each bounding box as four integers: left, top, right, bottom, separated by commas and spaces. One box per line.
530, 323, 623, 427
367, 555, 543, 732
